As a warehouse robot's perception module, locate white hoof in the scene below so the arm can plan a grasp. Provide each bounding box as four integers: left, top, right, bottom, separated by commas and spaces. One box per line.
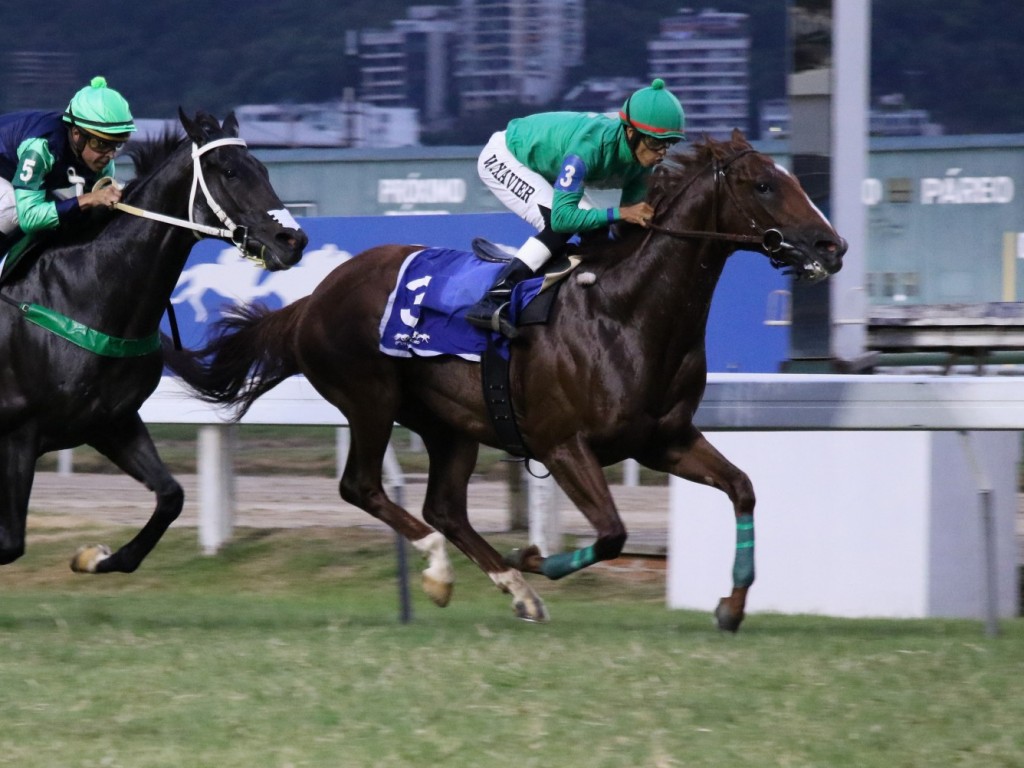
414, 532, 454, 607
70, 544, 112, 573
490, 569, 549, 623
422, 573, 454, 607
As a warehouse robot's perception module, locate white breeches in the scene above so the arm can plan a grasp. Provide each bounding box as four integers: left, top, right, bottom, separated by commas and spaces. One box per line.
0, 178, 19, 235
477, 131, 596, 231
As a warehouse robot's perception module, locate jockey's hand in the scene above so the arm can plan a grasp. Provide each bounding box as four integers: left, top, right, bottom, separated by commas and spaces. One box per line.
620, 202, 656, 228
79, 185, 122, 212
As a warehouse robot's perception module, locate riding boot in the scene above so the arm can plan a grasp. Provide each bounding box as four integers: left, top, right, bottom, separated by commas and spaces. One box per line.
465, 257, 536, 338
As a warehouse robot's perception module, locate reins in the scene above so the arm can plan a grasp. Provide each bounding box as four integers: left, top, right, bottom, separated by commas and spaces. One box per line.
645, 147, 787, 256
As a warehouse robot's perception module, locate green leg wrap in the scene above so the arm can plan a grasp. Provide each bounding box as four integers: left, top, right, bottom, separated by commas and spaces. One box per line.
732, 513, 755, 588
540, 544, 599, 580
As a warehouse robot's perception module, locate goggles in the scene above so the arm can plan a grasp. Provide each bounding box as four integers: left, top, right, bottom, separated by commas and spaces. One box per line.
640, 134, 681, 153
82, 132, 127, 155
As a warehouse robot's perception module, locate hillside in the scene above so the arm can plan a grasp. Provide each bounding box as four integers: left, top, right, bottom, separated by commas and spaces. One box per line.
4, 0, 1023, 138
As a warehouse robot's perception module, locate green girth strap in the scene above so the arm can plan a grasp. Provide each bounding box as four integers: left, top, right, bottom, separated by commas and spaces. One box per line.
20, 301, 160, 357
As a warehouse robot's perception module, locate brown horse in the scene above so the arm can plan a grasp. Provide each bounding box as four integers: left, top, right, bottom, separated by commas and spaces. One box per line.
167, 130, 845, 631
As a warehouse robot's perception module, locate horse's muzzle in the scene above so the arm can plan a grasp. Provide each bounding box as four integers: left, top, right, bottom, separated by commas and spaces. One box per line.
257, 227, 308, 271
777, 232, 846, 283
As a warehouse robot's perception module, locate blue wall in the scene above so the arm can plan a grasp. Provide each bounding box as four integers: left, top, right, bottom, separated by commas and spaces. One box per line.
165, 213, 788, 372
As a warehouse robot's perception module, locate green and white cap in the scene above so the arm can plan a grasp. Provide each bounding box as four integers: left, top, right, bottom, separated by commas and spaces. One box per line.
63, 76, 136, 138
619, 78, 686, 139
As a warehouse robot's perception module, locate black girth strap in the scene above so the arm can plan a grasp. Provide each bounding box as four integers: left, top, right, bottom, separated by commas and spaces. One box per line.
481, 341, 531, 458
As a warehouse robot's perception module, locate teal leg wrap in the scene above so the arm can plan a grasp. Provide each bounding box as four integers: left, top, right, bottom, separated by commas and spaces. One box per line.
540, 544, 599, 580
732, 513, 755, 588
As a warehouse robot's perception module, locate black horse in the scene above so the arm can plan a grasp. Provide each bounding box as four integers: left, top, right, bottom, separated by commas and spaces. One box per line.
0, 110, 307, 572
167, 130, 844, 630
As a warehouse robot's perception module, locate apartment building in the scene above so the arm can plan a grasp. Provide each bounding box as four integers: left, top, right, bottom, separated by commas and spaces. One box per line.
456, 0, 584, 113
648, 8, 751, 138
358, 5, 460, 130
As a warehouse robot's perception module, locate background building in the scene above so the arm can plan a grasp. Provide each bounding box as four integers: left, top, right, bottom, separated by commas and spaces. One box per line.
233, 100, 419, 149
358, 5, 459, 131
561, 77, 647, 114
455, 0, 584, 113
648, 8, 751, 138
760, 93, 943, 142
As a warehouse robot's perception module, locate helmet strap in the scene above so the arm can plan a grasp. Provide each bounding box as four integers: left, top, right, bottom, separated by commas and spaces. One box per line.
67, 126, 86, 159
623, 125, 643, 161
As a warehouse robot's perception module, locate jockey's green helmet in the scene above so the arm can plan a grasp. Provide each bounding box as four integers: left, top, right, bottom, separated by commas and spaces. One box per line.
62, 76, 136, 139
619, 79, 686, 140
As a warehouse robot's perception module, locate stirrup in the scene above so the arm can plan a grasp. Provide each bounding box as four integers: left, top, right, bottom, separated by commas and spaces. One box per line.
481, 302, 519, 339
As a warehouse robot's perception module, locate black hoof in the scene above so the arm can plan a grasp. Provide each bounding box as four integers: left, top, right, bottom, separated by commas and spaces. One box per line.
714, 599, 744, 633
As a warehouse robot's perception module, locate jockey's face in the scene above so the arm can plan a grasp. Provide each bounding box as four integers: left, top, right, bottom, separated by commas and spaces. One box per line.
625, 127, 674, 168
71, 128, 126, 173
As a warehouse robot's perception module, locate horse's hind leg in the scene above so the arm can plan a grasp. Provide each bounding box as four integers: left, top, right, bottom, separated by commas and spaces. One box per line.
337, 406, 457, 606
640, 426, 755, 633
70, 413, 183, 573
418, 427, 547, 622
0, 431, 39, 565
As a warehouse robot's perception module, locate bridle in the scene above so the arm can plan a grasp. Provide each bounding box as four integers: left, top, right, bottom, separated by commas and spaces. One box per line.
110, 137, 266, 266
645, 148, 789, 260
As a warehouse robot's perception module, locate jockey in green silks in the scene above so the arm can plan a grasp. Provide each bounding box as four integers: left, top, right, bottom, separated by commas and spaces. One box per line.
467, 78, 686, 337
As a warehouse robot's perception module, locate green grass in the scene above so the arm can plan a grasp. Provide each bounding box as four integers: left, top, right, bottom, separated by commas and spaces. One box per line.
3, 525, 1023, 768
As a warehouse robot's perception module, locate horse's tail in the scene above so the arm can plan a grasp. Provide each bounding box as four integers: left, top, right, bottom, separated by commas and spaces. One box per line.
162, 301, 301, 421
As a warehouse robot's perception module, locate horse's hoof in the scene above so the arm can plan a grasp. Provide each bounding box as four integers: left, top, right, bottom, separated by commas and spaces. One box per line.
714, 598, 744, 633
504, 544, 543, 573
422, 574, 453, 607
513, 597, 549, 623
70, 544, 112, 573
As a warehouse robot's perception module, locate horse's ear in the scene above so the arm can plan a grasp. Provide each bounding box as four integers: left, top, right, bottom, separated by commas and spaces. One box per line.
179, 107, 204, 145
222, 111, 240, 138
731, 128, 750, 148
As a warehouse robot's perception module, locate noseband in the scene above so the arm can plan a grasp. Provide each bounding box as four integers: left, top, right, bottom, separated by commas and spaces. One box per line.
647, 148, 787, 257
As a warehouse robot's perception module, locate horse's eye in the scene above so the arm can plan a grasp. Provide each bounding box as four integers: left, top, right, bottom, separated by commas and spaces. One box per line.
224, 168, 237, 179
756, 182, 772, 194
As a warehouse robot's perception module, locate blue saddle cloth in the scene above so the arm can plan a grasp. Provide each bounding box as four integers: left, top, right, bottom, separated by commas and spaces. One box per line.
379, 247, 544, 361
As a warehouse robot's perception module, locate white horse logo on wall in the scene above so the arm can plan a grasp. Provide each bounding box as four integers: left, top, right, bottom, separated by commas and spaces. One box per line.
172, 243, 349, 321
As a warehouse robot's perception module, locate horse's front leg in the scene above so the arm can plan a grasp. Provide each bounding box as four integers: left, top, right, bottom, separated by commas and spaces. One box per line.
70, 413, 183, 574
507, 434, 627, 581
640, 425, 755, 633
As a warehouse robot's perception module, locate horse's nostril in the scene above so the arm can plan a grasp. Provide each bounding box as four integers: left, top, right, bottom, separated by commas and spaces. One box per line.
277, 230, 307, 250
818, 240, 843, 257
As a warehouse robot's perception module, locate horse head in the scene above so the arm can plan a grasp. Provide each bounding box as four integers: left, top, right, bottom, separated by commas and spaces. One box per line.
650, 129, 846, 283
176, 108, 308, 272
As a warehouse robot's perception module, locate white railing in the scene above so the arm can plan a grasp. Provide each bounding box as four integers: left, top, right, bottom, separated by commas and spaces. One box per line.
136, 374, 1024, 551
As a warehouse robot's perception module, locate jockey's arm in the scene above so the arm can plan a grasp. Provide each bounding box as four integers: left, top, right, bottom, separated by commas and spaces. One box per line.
550, 154, 620, 234
13, 140, 116, 233
550, 180, 653, 233
13, 187, 61, 234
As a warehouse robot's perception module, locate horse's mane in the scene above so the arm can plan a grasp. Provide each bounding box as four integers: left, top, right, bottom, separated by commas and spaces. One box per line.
121, 129, 187, 196
574, 131, 755, 265
648, 131, 751, 202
